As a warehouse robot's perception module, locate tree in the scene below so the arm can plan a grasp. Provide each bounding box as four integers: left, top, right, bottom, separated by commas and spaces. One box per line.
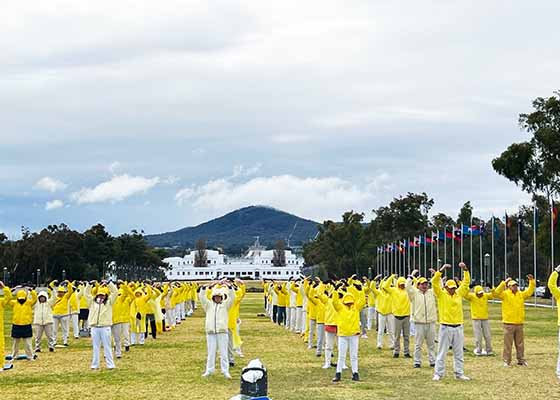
194, 239, 208, 268
272, 239, 287, 266
492, 91, 560, 201
457, 201, 473, 226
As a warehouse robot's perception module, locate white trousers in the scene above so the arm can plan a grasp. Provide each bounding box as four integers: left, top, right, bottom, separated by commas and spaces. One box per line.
71, 313, 80, 338
308, 319, 316, 348
377, 313, 395, 348
53, 315, 69, 345
112, 322, 130, 356
557, 329, 560, 378
33, 323, 55, 350
289, 307, 297, 331
324, 330, 336, 366
316, 323, 325, 355
336, 335, 359, 374
295, 307, 303, 332
414, 322, 436, 365
367, 307, 376, 330
206, 333, 229, 375
91, 326, 115, 369
286, 307, 292, 330
435, 325, 464, 377
166, 307, 176, 328
130, 331, 145, 345
473, 319, 492, 353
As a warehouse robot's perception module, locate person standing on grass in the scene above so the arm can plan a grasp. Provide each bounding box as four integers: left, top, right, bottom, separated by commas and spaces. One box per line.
69, 284, 80, 339
494, 273, 535, 367
371, 275, 394, 350
33, 290, 56, 353
465, 284, 495, 356
406, 270, 437, 369
547, 265, 560, 382
199, 280, 235, 379
7, 287, 37, 361
365, 279, 377, 331
0, 281, 13, 371
50, 280, 74, 347
227, 279, 246, 366
305, 279, 318, 348
85, 281, 118, 370
331, 286, 365, 383
431, 262, 471, 381
273, 282, 288, 326
112, 284, 133, 358
383, 274, 411, 358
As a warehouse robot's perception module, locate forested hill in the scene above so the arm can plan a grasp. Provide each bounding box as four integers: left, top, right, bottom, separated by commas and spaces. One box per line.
145, 206, 319, 251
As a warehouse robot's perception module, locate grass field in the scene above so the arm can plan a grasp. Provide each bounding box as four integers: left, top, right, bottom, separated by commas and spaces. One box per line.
1, 293, 559, 399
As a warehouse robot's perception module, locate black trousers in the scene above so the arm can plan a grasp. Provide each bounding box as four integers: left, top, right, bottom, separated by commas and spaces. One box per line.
145, 314, 157, 339
277, 306, 286, 326
272, 305, 278, 323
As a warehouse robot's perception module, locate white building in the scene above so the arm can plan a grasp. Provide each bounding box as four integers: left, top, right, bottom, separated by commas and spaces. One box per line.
163, 240, 303, 281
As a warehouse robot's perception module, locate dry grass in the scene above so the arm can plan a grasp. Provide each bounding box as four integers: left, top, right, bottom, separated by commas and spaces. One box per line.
2, 293, 560, 400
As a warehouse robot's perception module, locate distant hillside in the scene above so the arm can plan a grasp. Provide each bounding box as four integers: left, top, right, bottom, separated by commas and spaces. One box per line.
145, 206, 319, 251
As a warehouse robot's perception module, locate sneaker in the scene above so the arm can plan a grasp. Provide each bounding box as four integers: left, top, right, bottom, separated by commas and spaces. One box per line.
455, 375, 471, 381
352, 372, 360, 381
223, 372, 232, 379
376, 345, 382, 350
432, 374, 442, 381
3, 364, 14, 371
235, 349, 244, 358
404, 353, 412, 359
316, 353, 322, 357
332, 372, 341, 382
430, 363, 436, 368
5, 356, 13, 361
201, 371, 213, 377
342, 364, 349, 370
361, 334, 368, 339
503, 362, 511, 368
48, 348, 54, 353
322, 363, 331, 369
481, 350, 487, 356
35, 349, 41, 353
486, 351, 495, 356
517, 361, 528, 366
413, 364, 421, 368
474, 349, 482, 356
125, 346, 130, 352
393, 353, 399, 358
229, 362, 235, 367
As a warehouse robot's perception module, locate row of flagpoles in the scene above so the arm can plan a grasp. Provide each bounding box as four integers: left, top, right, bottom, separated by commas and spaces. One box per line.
375, 201, 559, 290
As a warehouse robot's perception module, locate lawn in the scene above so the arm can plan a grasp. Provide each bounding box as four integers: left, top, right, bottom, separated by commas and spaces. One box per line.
1, 293, 559, 399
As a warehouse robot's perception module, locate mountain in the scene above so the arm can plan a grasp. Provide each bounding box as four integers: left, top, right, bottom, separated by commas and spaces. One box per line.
145, 206, 320, 251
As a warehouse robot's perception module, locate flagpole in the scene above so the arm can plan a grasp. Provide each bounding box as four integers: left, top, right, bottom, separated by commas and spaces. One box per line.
461, 224, 464, 263
413, 239, 416, 271
452, 228, 455, 278
479, 225, 483, 285
534, 204, 538, 306
424, 233, 427, 277
518, 219, 521, 283
470, 215, 473, 271
408, 238, 411, 272
551, 201, 555, 307
436, 230, 440, 269
431, 233, 434, 272
444, 226, 447, 264
492, 216, 495, 286
505, 213, 508, 278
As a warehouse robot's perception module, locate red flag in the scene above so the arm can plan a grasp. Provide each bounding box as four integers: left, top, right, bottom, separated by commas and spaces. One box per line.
553, 201, 559, 229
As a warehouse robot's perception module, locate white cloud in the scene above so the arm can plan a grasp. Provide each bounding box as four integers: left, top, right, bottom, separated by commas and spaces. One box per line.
45, 199, 64, 210
34, 176, 68, 192
175, 174, 392, 222
231, 163, 262, 179
71, 174, 160, 204
109, 161, 121, 174
162, 175, 180, 185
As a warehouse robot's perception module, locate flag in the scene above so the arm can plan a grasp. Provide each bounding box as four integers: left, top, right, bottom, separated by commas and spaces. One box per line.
469, 225, 480, 236
462, 224, 472, 236
517, 217, 524, 237
480, 221, 486, 235
553, 200, 558, 229
432, 231, 439, 242
453, 226, 462, 241
444, 230, 453, 239
505, 212, 511, 237
493, 217, 500, 238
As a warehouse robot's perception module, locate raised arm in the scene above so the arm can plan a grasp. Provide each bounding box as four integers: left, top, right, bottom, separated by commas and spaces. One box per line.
458, 263, 471, 298
522, 275, 536, 299
548, 267, 560, 300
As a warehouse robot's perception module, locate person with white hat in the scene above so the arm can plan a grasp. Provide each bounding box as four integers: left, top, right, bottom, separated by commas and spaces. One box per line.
494, 273, 535, 367
198, 280, 235, 379
431, 262, 471, 381
50, 280, 74, 347
547, 265, 560, 381
33, 289, 57, 353
465, 284, 495, 356
406, 270, 437, 369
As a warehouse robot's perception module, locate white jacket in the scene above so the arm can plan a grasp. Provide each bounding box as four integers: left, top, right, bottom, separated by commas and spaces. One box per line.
33, 291, 56, 325
199, 287, 234, 334
405, 278, 438, 324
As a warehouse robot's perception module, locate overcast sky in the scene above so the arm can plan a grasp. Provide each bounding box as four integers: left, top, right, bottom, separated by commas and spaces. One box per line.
1, 0, 558, 238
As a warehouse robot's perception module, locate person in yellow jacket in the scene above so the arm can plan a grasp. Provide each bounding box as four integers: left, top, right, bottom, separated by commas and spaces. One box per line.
129, 284, 151, 345
308, 281, 327, 357
465, 284, 495, 356
365, 280, 377, 331
494, 273, 535, 367
33, 290, 57, 353
547, 265, 560, 381
145, 284, 161, 340
293, 280, 304, 334
319, 283, 345, 370
383, 275, 411, 358
7, 287, 37, 361
0, 281, 13, 371
371, 275, 394, 349
50, 280, 74, 346
77, 282, 90, 334
85, 281, 118, 370
112, 283, 133, 358
406, 270, 437, 369
304, 279, 318, 348
227, 279, 246, 365
273, 282, 288, 326
332, 287, 366, 382
431, 262, 470, 381
69, 285, 80, 339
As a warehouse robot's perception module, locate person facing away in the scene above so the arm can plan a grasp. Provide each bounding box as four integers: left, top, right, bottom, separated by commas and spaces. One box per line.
547, 265, 560, 382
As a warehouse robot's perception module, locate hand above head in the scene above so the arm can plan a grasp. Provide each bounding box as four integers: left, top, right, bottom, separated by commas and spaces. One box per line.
439, 264, 451, 273
527, 274, 534, 281
555, 265, 560, 273
411, 269, 419, 277
459, 262, 468, 271
0, 281, 4, 288
428, 268, 436, 276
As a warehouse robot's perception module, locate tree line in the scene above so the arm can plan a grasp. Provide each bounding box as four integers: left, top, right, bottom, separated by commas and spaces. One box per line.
0, 223, 167, 284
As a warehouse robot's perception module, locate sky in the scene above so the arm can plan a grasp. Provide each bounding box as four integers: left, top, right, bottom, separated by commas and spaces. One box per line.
1, 0, 558, 238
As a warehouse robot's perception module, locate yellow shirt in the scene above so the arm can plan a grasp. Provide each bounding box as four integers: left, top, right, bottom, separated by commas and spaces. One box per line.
548, 271, 560, 326
332, 292, 365, 336
10, 291, 37, 325
465, 291, 494, 320
432, 270, 470, 325
494, 279, 535, 324
371, 280, 392, 315
383, 275, 411, 317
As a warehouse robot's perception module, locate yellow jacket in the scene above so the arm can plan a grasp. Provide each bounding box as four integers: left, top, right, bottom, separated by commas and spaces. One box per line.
274, 284, 289, 307
112, 288, 133, 324
494, 278, 535, 324
321, 290, 338, 326
69, 291, 79, 314
432, 270, 470, 325
384, 276, 411, 317
304, 281, 317, 320
228, 283, 246, 330
10, 290, 38, 325
51, 282, 74, 316
465, 287, 494, 320
548, 271, 560, 326
308, 284, 326, 324
332, 291, 365, 336
371, 279, 392, 315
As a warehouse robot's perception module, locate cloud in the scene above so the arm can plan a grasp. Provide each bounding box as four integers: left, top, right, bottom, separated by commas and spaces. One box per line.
45, 199, 64, 210
109, 161, 121, 174
34, 176, 68, 192
162, 175, 180, 185
175, 174, 392, 222
231, 163, 262, 179
71, 174, 160, 204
